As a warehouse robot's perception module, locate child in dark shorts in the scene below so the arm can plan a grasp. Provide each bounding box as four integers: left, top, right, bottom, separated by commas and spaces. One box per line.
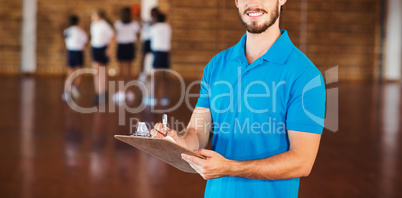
62, 15, 88, 101
146, 12, 172, 106
113, 7, 141, 103
90, 9, 115, 105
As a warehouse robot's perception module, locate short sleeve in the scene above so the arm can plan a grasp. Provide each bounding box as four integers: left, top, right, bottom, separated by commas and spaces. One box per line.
286, 68, 326, 134
149, 26, 155, 40
105, 22, 114, 39
195, 60, 213, 109
79, 29, 88, 44
134, 22, 141, 33
113, 21, 118, 30
63, 29, 68, 38
83, 31, 88, 44
90, 23, 94, 35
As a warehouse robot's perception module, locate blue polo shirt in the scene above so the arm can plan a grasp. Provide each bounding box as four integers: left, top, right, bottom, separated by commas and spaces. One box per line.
195, 30, 326, 198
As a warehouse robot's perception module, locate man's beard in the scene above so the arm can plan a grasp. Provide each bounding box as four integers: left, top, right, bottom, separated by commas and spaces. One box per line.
238, 5, 279, 34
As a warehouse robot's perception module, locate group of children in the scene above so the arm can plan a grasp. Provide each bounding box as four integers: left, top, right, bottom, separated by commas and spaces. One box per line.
62, 7, 171, 106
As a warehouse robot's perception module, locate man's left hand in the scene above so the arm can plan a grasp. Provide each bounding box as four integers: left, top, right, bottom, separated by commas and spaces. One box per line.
181, 149, 231, 180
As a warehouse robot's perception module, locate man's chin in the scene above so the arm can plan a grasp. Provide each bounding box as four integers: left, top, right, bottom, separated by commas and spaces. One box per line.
246, 24, 270, 34
238, 15, 273, 34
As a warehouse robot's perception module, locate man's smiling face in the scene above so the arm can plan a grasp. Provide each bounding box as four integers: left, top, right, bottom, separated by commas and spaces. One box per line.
236, 0, 281, 34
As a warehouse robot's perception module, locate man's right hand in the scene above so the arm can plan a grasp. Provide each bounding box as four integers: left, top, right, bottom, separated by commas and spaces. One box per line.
150, 122, 180, 143
149, 107, 212, 151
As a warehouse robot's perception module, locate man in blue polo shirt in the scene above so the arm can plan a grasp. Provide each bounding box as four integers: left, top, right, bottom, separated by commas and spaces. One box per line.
150, 0, 326, 197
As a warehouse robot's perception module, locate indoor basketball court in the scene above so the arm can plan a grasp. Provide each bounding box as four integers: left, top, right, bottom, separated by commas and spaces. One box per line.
0, 0, 401, 197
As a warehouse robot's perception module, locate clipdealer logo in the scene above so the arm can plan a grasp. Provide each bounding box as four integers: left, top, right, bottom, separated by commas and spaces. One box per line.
302, 66, 338, 132
63, 66, 339, 133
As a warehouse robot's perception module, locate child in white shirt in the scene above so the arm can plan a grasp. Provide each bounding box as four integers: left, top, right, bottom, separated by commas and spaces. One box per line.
62, 15, 88, 101
90, 10, 114, 104
113, 7, 141, 103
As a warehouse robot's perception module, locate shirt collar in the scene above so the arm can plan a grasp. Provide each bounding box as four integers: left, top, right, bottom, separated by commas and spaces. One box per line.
232, 30, 294, 65
233, 33, 248, 64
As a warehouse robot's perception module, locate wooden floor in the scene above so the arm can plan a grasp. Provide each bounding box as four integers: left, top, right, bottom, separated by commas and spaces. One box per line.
0, 76, 401, 198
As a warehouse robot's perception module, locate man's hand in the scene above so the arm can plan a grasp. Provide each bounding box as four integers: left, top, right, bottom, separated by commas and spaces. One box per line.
150, 123, 186, 146
150, 123, 178, 139
181, 149, 231, 180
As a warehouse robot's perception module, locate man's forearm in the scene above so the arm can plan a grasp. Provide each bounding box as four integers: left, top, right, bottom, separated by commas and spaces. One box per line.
175, 107, 212, 151
177, 127, 200, 151
226, 150, 314, 180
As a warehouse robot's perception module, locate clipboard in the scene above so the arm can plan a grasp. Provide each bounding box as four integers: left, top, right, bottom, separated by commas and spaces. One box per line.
114, 135, 206, 173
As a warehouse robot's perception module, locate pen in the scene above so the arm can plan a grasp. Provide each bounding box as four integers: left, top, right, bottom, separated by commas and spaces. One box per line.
147, 114, 168, 138
162, 114, 168, 132
147, 127, 166, 137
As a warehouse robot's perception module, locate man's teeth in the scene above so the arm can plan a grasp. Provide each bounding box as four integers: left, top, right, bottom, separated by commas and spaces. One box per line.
248, 12, 263, 17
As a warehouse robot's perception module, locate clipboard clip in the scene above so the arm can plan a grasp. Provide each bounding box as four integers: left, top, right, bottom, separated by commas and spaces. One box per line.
134, 122, 150, 137
134, 122, 168, 138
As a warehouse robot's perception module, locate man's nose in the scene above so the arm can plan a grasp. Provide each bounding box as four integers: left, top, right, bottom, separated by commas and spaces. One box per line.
238, 0, 262, 6
246, 0, 263, 5
239, 0, 263, 8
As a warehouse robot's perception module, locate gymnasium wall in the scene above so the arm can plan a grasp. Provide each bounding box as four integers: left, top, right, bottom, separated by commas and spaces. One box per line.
0, 0, 22, 74
168, 0, 246, 79
169, 0, 381, 81
0, 0, 382, 81
280, 0, 381, 81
